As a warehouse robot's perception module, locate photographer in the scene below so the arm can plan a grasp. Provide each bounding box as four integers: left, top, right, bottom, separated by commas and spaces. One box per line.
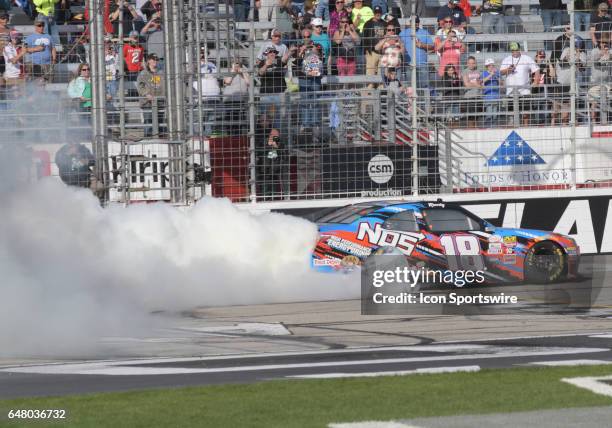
375, 23, 405, 79
55, 142, 96, 189
223, 60, 251, 134
258, 128, 287, 197
500, 42, 539, 126
258, 47, 286, 128
109, 0, 142, 36
435, 28, 465, 77
333, 15, 360, 76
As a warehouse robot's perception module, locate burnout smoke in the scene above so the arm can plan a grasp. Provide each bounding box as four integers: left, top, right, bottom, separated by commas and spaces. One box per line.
0, 86, 357, 358
0, 161, 357, 359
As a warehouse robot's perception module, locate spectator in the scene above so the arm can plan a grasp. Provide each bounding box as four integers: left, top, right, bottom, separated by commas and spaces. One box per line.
194, 56, 221, 134
382, 12, 401, 33
372, 0, 388, 14
257, 47, 286, 128
437, 0, 467, 28
539, 0, 566, 35
137, 53, 165, 137
478, 0, 506, 37
435, 28, 465, 77
67, 63, 92, 111
437, 63, 462, 121
435, 15, 465, 44
123, 30, 144, 80
481, 58, 501, 126
223, 60, 250, 132
3, 30, 26, 85
33, 0, 60, 44
551, 41, 586, 125
257, 29, 290, 63
575, 0, 593, 32
0, 11, 10, 83
349, 0, 373, 33
375, 23, 405, 78
140, 0, 161, 22
273, 0, 300, 41
310, 18, 331, 62
105, 39, 119, 101
333, 15, 360, 76
399, 15, 434, 91
296, 42, 324, 131
551, 25, 572, 62
259, 128, 287, 196
329, 0, 348, 36
382, 66, 412, 97
588, 35, 612, 122
55, 142, 96, 189
141, 13, 162, 36
231, 0, 249, 22
590, 2, 612, 48
500, 42, 540, 126
532, 49, 553, 124
362, 6, 385, 79
25, 17, 56, 83
109, 0, 142, 36
462, 56, 481, 127
315, 0, 329, 20
55, 0, 71, 26
298, 0, 316, 29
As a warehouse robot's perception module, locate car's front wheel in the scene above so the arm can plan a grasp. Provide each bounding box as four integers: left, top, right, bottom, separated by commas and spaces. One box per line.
524, 241, 567, 284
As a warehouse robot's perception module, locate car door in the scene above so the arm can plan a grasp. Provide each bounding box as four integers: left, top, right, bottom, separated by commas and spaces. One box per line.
420, 207, 487, 272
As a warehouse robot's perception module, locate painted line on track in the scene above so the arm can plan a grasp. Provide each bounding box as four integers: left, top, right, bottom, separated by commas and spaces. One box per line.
525, 359, 612, 366
562, 375, 612, 398
0, 347, 608, 376
287, 365, 480, 379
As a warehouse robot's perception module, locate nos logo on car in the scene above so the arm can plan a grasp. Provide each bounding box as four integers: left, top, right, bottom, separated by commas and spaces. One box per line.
368, 154, 394, 184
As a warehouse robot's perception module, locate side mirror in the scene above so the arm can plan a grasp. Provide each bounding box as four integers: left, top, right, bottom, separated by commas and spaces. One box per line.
485, 225, 495, 233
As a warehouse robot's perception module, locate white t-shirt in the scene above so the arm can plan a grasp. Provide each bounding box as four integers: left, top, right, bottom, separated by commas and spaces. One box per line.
500, 54, 538, 96
3, 44, 22, 79
194, 61, 221, 98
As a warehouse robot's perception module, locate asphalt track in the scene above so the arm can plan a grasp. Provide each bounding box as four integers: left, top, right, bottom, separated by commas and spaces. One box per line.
0, 256, 611, 400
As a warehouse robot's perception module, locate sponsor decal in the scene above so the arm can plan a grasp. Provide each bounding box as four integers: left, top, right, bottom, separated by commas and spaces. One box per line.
356, 222, 424, 256
427, 202, 445, 208
367, 154, 394, 184
360, 188, 402, 197
488, 243, 502, 254
503, 254, 517, 264
313, 258, 342, 267
327, 236, 372, 258
504, 246, 515, 255
487, 131, 545, 166
489, 235, 502, 243
503, 236, 517, 247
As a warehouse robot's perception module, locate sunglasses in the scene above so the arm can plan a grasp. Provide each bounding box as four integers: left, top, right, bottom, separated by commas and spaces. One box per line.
444, 19, 453, 23
81, 68, 90, 71
386, 28, 395, 32
272, 34, 281, 37
314, 25, 322, 28
35, 23, 44, 27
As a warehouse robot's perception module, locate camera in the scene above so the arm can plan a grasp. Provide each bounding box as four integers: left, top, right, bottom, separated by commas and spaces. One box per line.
272, 136, 280, 143
267, 149, 278, 160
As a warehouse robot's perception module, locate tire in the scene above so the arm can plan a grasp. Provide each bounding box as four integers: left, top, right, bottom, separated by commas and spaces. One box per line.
524, 241, 567, 284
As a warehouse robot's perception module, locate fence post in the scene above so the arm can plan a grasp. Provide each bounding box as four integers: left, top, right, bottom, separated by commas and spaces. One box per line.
445, 128, 453, 193
387, 91, 396, 145
569, 2, 577, 190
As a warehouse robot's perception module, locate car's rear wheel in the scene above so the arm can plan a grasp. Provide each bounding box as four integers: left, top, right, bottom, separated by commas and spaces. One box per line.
524, 241, 567, 284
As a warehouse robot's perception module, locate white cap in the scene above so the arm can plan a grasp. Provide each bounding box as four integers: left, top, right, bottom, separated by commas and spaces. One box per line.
485, 58, 495, 66
311, 18, 324, 27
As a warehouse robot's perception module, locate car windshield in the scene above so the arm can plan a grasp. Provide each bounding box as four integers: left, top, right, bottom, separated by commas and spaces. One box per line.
316, 205, 378, 224
423, 208, 482, 233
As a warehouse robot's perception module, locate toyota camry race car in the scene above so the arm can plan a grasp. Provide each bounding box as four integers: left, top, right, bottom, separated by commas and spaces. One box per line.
312, 201, 580, 284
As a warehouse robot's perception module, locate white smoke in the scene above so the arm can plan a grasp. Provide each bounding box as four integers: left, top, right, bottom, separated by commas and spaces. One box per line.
0, 179, 359, 357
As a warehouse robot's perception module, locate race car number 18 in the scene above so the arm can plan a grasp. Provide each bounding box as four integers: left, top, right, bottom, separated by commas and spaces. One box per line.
440, 235, 485, 271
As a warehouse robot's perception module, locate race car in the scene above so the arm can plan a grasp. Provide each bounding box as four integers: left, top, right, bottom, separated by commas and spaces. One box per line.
311, 200, 580, 284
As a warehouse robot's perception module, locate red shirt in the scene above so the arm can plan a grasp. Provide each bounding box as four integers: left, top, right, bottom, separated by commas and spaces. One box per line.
123, 44, 144, 72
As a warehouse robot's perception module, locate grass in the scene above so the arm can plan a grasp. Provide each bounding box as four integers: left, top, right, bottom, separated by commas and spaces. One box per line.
1, 365, 612, 427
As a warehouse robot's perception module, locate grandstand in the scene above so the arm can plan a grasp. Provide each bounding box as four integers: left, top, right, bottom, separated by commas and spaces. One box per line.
1, 0, 611, 204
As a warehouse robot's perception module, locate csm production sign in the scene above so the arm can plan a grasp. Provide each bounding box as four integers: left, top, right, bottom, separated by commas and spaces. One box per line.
446, 127, 612, 188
